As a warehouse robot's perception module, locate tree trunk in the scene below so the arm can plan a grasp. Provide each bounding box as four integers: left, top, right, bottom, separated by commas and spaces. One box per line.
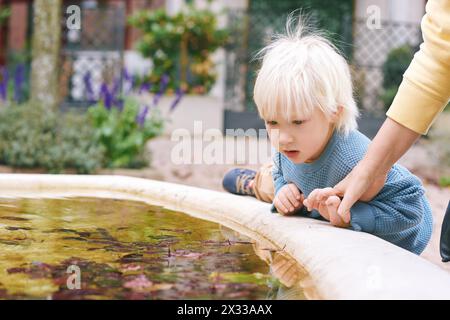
30, 0, 61, 110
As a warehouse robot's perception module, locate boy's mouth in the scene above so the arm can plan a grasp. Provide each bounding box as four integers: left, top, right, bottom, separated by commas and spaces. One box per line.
283, 150, 300, 158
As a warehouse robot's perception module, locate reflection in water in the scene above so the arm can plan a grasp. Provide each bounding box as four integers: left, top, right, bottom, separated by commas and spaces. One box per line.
0, 197, 317, 300
220, 226, 320, 300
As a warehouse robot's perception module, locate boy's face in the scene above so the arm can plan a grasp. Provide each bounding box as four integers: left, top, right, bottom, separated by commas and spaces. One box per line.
265, 108, 335, 164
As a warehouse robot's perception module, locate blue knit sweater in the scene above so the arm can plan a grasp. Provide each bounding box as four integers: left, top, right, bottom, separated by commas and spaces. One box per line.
270, 129, 433, 255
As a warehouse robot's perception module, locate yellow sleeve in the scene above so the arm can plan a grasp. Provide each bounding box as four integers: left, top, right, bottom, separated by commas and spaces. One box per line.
386, 0, 450, 135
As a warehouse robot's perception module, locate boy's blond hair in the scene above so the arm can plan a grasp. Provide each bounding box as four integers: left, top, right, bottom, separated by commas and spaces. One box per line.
253, 13, 359, 135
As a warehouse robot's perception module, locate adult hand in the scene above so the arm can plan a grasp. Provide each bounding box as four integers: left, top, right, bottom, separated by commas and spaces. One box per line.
303, 188, 349, 228
309, 118, 420, 223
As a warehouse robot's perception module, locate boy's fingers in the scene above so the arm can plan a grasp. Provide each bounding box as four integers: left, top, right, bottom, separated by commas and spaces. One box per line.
274, 198, 289, 214
286, 185, 301, 207
325, 195, 341, 207
303, 198, 314, 212
288, 184, 302, 200
317, 187, 338, 201
318, 202, 330, 220
306, 189, 320, 211
278, 193, 294, 213
302, 198, 309, 209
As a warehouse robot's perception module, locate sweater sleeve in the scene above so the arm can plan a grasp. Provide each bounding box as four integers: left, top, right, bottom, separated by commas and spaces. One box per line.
270, 152, 288, 213
349, 173, 426, 235
386, 0, 450, 135
272, 152, 288, 195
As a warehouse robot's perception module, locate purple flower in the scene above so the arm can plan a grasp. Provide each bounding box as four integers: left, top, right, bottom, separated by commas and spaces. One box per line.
123, 68, 131, 82
14, 64, 24, 103
139, 82, 152, 94
99, 80, 124, 111
111, 77, 121, 98
152, 92, 163, 106
136, 105, 149, 127
159, 74, 169, 93
0, 67, 9, 101
169, 88, 184, 113
153, 74, 169, 106
115, 99, 124, 112
100, 83, 113, 110
83, 72, 95, 101
122, 68, 134, 94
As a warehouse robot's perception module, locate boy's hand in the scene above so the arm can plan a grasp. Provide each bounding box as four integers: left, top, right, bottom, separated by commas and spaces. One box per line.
274, 183, 304, 215
303, 188, 350, 228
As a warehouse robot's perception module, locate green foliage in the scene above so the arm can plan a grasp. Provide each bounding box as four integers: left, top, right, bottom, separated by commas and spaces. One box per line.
244, 0, 353, 110
0, 6, 10, 27
380, 44, 415, 110
88, 97, 165, 168
128, 6, 229, 94
0, 102, 104, 173
439, 176, 450, 188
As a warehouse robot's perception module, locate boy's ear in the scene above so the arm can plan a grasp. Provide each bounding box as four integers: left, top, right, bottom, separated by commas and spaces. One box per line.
330, 105, 344, 122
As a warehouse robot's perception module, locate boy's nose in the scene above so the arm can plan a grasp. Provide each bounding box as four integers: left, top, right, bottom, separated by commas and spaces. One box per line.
279, 131, 294, 145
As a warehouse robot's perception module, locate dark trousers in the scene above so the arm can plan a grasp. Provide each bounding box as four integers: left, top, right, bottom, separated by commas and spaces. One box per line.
440, 200, 450, 262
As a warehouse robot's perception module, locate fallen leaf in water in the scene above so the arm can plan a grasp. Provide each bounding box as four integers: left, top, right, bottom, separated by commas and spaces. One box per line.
226, 291, 251, 298
181, 252, 204, 259
123, 275, 153, 291
151, 283, 174, 291
5, 226, 32, 231
209, 272, 269, 286
120, 264, 142, 272
118, 253, 143, 263
0, 216, 30, 221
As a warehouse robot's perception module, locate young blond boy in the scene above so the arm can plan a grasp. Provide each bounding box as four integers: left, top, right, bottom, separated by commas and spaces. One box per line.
223, 15, 432, 255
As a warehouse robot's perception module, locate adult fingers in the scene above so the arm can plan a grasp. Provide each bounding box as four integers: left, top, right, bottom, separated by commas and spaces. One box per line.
335, 177, 364, 224
326, 195, 347, 227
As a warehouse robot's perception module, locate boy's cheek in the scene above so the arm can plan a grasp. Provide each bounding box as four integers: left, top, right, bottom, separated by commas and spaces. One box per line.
267, 130, 280, 150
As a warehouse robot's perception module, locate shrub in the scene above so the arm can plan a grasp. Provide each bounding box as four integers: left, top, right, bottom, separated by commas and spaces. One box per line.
128, 6, 229, 95
439, 176, 450, 188
87, 96, 165, 168
0, 7, 10, 27
0, 102, 105, 173
380, 44, 415, 111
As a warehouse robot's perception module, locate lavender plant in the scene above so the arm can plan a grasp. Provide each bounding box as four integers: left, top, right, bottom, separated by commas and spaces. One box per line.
86, 70, 183, 168
0, 64, 26, 105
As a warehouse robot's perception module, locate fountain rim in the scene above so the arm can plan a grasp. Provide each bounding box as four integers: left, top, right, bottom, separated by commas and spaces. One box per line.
1, 173, 450, 300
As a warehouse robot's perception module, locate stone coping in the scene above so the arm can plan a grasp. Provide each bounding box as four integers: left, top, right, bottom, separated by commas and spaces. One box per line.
1, 174, 450, 299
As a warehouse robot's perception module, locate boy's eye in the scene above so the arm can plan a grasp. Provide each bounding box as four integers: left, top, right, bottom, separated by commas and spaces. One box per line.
266, 120, 278, 125
293, 120, 303, 125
